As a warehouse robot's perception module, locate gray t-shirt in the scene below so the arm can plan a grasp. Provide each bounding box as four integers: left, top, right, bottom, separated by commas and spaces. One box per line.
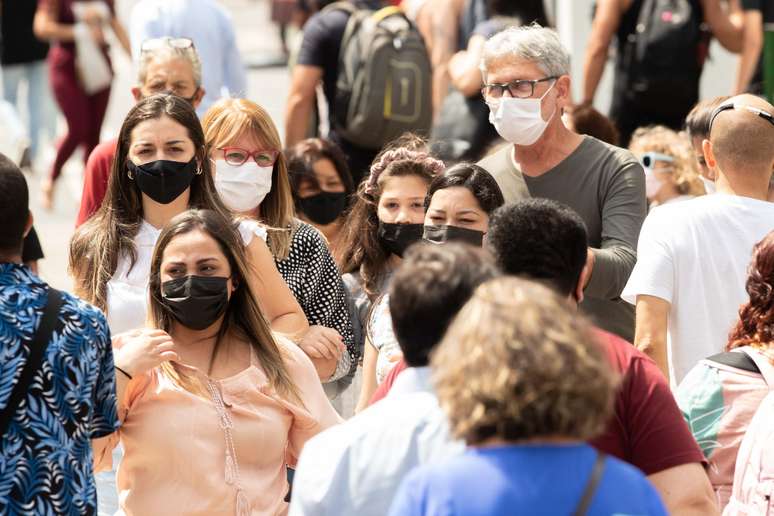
478, 137, 646, 341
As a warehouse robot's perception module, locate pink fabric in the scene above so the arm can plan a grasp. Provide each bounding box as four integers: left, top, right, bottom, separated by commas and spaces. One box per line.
94, 339, 342, 515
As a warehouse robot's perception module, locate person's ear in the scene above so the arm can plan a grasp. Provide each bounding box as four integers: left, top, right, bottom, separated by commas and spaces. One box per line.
131, 86, 143, 102
702, 139, 716, 170
192, 87, 206, 109
556, 75, 572, 107
23, 211, 33, 238
575, 255, 593, 304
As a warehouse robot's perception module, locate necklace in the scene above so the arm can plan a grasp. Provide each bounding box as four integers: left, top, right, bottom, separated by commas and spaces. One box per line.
206, 378, 250, 516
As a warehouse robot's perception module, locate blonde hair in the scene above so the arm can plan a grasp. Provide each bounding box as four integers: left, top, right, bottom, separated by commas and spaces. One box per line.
432, 277, 617, 445
629, 125, 705, 196
202, 98, 295, 260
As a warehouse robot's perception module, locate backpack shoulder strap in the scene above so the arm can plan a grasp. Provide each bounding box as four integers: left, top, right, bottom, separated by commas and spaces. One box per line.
0, 288, 63, 438
321, 1, 358, 15
573, 451, 606, 516
707, 350, 761, 374
740, 347, 774, 386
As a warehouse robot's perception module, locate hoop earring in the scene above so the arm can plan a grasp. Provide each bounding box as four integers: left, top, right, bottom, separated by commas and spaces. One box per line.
127, 169, 134, 180
196, 166, 203, 175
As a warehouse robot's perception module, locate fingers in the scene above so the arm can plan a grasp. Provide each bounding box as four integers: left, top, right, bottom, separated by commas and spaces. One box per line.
157, 350, 179, 363
301, 342, 327, 360
314, 328, 344, 358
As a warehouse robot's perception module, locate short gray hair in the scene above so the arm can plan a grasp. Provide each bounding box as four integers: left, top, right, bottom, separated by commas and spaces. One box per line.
481, 25, 570, 79
137, 43, 203, 88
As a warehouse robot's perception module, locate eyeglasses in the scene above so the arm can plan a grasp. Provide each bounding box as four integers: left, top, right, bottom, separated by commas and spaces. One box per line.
219, 147, 279, 167
640, 152, 674, 170
482, 76, 557, 99
140, 37, 195, 53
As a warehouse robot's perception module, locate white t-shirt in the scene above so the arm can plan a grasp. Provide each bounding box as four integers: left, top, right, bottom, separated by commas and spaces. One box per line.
106, 219, 267, 335
622, 194, 774, 385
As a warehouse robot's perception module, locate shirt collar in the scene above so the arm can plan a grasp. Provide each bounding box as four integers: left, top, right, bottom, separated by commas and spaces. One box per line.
388, 366, 434, 398
0, 262, 43, 286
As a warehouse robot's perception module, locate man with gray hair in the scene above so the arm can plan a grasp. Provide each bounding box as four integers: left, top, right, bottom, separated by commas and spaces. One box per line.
75, 37, 205, 226
623, 94, 774, 386
477, 25, 646, 342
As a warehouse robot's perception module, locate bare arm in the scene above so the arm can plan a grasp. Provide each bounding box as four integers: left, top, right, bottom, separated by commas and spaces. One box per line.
34, 0, 76, 42
448, 35, 486, 97
428, 0, 465, 115
648, 464, 720, 516
245, 236, 309, 340
355, 338, 378, 413
733, 8, 763, 94
634, 295, 671, 384
285, 65, 322, 147
109, 16, 132, 56
702, 0, 744, 53
582, 0, 622, 104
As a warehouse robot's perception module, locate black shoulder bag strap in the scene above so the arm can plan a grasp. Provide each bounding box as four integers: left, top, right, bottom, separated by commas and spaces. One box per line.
573, 451, 606, 516
707, 351, 761, 374
0, 288, 62, 437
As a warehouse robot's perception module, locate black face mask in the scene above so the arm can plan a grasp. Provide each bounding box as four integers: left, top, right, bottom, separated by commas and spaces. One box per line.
161, 275, 230, 330
423, 224, 485, 247
377, 221, 424, 257
297, 191, 348, 225
128, 158, 197, 204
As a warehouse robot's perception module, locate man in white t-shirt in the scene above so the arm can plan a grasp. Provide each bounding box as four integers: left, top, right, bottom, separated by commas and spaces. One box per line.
623, 94, 774, 386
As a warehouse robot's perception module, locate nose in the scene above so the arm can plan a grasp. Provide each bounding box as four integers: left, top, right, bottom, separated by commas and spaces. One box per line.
394, 207, 412, 224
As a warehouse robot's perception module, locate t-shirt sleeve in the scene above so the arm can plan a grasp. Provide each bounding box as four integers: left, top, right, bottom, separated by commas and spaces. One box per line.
621, 210, 675, 305
585, 156, 646, 300
622, 355, 706, 474
296, 11, 342, 68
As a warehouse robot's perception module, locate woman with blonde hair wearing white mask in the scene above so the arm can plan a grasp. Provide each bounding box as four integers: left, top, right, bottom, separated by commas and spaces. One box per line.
203, 98, 356, 392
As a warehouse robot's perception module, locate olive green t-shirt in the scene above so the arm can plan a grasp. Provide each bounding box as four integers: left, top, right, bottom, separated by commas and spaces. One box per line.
478, 136, 647, 341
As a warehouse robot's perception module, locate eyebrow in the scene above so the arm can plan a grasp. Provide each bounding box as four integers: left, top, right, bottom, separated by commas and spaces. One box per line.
166, 257, 220, 266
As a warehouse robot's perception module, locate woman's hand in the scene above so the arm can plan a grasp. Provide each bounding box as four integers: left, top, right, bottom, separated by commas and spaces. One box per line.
113, 329, 179, 377
298, 325, 345, 361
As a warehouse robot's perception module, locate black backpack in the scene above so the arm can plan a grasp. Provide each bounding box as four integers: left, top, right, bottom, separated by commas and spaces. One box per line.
617, 0, 709, 115
324, 2, 433, 150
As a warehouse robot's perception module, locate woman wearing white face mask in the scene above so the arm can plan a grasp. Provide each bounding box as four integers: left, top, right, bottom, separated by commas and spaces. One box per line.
202, 98, 357, 391
629, 126, 705, 210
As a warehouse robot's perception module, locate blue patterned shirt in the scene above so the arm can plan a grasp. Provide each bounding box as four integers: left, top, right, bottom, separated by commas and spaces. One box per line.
0, 263, 118, 515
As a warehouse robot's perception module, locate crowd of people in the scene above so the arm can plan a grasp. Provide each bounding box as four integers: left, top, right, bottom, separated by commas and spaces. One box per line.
1, 0, 774, 515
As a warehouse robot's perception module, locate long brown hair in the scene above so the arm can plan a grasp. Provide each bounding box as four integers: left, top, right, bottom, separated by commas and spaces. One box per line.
69, 93, 231, 310
202, 98, 295, 260
728, 230, 774, 352
149, 209, 300, 400
338, 134, 444, 299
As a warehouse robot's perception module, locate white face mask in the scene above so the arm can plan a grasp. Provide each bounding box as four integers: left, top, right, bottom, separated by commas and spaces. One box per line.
644, 169, 664, 199
699, 175, 716, 195
214, 160, 273, 213
488, 80, 556, 146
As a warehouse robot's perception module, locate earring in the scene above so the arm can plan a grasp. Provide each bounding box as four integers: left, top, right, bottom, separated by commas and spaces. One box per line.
128, 169, 134, 180
196, 166, 203, 175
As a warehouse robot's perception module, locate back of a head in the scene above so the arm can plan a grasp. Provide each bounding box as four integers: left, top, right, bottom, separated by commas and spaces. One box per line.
565, 104, 619, 146
431, 277, 615, 445
0, 153, 29, 258
388, 243, 500, 367
709, 95, 774, 176
487, 199, 587, 297
685, 95, 730, 140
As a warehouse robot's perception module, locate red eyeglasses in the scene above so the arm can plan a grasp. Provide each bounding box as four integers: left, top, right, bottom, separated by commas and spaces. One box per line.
219, 147, 279, 167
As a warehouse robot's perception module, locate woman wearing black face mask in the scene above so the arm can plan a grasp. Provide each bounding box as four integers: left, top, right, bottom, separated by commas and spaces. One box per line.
285, 138, 355, 263
337, 135, 444, 412
92, 209, 341, 516
69, 93, 308, 339
423, 163, 505, 248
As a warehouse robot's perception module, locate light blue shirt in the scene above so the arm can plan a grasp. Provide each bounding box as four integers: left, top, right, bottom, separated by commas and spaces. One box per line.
129, 0, 247, 115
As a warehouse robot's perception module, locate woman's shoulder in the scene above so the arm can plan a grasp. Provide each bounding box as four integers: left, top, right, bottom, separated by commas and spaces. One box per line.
290, 220, 329, 252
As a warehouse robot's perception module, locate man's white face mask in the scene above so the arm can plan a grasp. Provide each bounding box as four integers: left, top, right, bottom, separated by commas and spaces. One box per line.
487, 80, 557, 146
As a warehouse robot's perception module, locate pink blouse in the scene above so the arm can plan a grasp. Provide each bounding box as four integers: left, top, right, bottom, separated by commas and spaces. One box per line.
94, 339, 342, 515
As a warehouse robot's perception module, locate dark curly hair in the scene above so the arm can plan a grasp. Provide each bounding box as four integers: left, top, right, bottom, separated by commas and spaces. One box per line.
424, 163, 505, 216
487, 199, 588, 297
728, 230, 774, 351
